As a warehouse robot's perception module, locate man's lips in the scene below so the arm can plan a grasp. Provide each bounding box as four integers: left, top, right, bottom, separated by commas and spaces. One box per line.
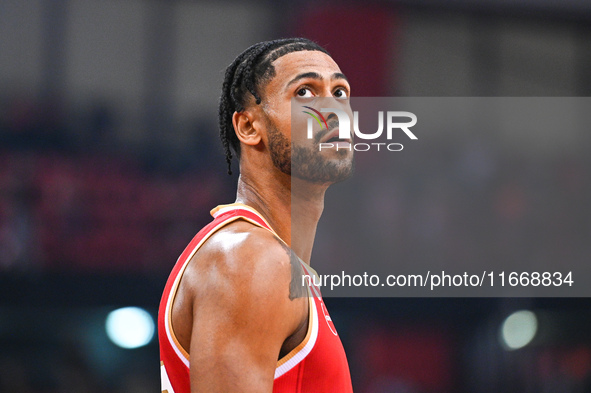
321, 128, 352, 144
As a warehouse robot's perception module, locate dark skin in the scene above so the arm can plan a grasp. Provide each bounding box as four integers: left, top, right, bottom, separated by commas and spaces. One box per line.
171, 50, 352, 392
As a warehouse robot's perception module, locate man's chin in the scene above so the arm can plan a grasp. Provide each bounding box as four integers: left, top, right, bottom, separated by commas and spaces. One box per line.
291, 158, 355, 185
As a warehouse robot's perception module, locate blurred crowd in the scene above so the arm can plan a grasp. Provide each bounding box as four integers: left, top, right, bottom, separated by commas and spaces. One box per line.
0, 94, 234, 275
316, 133, 590, 280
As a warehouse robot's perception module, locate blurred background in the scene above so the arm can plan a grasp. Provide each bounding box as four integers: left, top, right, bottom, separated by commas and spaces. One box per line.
1, 0, 591, 392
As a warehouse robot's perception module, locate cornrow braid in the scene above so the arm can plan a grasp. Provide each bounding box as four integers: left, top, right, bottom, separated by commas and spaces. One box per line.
218, 38, 329, 175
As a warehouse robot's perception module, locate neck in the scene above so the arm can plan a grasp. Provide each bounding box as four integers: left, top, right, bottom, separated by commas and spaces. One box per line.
235, 171, 327, 264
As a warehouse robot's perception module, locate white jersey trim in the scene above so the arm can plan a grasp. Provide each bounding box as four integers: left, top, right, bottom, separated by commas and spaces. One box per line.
274, 288, 319, 379
161, 362, 176, 393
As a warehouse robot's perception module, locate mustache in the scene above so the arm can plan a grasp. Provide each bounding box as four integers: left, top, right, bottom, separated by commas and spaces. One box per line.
313, 119, 340, 144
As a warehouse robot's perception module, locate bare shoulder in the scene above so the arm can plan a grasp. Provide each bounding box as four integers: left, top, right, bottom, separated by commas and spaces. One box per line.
183, 219, 306, 302
173, 220, 310, 391
170, 220, 307, 356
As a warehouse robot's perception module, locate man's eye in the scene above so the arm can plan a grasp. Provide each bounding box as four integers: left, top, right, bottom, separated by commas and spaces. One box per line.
334, 88, 348, 99
297, 88, 314, 98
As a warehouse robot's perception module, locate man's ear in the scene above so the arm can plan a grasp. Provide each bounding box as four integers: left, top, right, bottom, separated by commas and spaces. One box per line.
232, 110, 262, 146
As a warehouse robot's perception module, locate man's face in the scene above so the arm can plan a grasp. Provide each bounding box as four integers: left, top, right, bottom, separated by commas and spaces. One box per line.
259, 50, 354, 184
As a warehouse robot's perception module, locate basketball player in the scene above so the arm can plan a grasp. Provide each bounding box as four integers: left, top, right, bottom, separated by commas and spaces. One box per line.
159, 38, 354, 393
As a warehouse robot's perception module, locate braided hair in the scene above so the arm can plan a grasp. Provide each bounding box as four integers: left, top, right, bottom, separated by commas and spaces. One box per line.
218, 38, 329, 174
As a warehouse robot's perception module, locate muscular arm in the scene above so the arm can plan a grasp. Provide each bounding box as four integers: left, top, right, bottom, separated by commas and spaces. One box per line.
179, 222, 308, 392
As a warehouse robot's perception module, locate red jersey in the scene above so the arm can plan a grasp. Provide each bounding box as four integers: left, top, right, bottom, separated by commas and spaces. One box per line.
159, 203, 353, 393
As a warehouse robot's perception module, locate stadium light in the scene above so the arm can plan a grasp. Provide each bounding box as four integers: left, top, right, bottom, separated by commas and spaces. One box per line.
106, 307, 155, 349
500, 310, 538, 350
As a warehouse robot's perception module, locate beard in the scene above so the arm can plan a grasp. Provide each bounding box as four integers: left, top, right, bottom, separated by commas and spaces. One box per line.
266, 120, 354, 184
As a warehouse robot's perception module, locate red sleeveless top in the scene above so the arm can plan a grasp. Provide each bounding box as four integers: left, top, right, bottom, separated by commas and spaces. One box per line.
158, 204, 353, 393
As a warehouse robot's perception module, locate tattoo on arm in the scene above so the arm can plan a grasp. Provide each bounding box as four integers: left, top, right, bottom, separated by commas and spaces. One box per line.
273, 237, 308, 300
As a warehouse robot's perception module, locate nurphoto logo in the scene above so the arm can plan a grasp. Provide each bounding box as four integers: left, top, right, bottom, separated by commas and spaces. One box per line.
303, 106, 418, 152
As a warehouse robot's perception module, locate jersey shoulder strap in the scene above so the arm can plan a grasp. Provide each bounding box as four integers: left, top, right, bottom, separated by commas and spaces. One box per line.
210, 203, 278, 236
